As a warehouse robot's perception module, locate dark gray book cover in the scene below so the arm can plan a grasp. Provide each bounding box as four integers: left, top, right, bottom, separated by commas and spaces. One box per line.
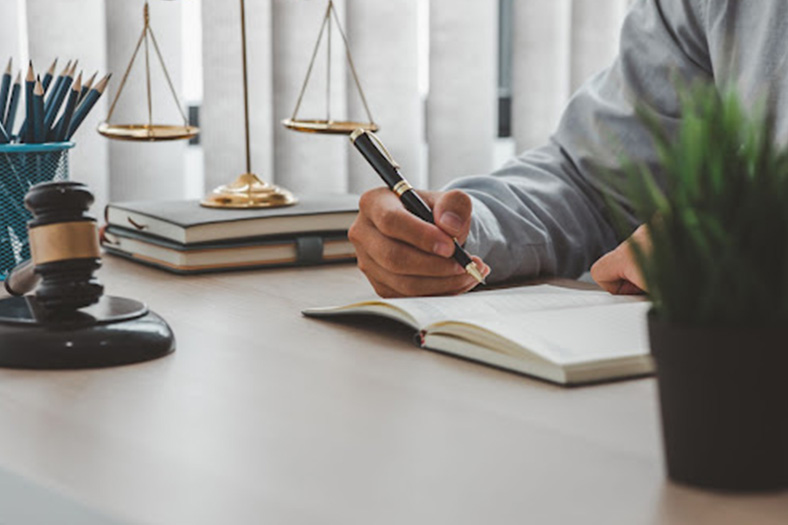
106, 194, 359, 227
105, 194, 359, 244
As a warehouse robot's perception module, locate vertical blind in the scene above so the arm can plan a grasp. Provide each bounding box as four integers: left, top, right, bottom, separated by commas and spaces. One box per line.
11, 0, 629, 212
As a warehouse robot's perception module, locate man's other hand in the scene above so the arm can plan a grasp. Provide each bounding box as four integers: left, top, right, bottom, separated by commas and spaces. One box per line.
590, 224, 650, 295
348, 188, 490, 297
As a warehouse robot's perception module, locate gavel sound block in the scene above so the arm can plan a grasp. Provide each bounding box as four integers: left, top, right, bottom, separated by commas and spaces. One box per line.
0, 181, 174, 369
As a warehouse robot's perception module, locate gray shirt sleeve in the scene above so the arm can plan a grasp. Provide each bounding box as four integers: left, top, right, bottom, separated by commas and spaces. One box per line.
447, 0, 712, 282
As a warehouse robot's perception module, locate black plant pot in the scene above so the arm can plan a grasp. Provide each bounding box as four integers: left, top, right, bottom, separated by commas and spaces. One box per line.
649, 312, 788, 491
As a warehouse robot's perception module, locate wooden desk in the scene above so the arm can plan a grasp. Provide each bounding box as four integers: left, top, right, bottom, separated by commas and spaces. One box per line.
0, 257, 785, 524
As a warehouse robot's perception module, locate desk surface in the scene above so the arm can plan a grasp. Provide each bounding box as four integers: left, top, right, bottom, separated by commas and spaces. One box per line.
0, 257, 786, 524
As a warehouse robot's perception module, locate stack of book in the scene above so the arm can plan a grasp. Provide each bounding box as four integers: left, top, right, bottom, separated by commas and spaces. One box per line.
101, 194, 358, 274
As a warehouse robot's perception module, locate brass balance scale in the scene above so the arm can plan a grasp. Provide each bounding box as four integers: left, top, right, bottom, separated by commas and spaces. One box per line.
99, 0, 377, 209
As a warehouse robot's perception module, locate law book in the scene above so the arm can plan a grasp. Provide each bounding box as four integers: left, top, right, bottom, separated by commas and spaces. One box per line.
102, 226, 355, 274
303, 285, 654, 385
105, 194, 358, 245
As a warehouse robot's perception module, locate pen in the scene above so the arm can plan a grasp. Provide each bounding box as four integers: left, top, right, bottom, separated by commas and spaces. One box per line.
349, 128, 486, 284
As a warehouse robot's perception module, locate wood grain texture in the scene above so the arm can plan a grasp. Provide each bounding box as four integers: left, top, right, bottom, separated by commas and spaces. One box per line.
0, 257, 785, 524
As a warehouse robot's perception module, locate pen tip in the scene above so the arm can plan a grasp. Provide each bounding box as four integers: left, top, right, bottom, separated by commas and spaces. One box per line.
465, 263, 486, 285
5, 58, 11, 74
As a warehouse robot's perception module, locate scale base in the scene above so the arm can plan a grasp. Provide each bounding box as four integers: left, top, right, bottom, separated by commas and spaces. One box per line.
201, 172, 298, 209
0, 295, 175, 369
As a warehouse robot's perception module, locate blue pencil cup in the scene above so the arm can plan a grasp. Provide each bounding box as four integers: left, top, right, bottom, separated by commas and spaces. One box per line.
0, 142, 74, 280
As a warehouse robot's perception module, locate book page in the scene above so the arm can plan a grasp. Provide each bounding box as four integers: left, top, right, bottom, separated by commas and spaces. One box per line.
384, 285, 643, 327
440, 302, 651, 365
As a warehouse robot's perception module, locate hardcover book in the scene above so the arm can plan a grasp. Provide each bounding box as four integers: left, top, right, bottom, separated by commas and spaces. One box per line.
105, 194, 359, 244
102, 226, 355, 274
304, 285, 653, 385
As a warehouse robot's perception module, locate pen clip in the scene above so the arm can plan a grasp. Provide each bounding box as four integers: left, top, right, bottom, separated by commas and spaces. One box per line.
365, 131, 401, 170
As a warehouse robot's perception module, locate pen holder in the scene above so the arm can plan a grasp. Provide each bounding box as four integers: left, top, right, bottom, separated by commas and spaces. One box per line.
0, 142, 74, 280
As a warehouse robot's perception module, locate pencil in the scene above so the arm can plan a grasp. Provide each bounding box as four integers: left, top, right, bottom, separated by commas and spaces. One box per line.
52, 73, 80, 142
80, 71, 97, 105
0, 59, 12, 128
66, 73, 110, 140
4, 71, 21, 134
43, 60, 75, 131
0, 120, 9, 144
43, 59, 70, 118
22, 61, 35, 143
42, 58, 57, 94
32, 78, 45, 143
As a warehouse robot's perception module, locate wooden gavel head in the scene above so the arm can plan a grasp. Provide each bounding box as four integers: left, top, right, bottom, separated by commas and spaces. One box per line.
24, 181, 103, 312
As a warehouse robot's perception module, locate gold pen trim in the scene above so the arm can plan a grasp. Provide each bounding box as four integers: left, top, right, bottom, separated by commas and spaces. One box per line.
349, 128, 366, 143
392, 180, 413, 197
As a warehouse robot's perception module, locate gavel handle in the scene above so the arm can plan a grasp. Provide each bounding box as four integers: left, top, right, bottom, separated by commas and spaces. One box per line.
5, 260, 40, 296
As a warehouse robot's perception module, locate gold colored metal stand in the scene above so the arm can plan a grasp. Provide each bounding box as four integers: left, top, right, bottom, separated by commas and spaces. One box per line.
99, 2, 198, 142
283, 0, 377, 135
201, 173, 296, 209
201, 0, 296, 209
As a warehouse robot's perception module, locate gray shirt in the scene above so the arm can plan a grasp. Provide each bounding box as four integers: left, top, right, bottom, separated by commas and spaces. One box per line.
451, 0, 788, 282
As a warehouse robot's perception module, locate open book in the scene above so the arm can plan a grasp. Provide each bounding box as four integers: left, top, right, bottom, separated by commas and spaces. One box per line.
303, 285, 653, 385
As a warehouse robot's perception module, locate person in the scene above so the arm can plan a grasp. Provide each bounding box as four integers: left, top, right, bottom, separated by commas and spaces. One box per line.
348, 0, 788, 298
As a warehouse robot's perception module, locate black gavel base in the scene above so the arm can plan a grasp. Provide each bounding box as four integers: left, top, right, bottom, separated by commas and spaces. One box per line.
0, 295, 174, 369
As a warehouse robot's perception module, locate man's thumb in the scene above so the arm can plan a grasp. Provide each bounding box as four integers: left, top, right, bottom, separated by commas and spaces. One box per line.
433, 190, 472, 241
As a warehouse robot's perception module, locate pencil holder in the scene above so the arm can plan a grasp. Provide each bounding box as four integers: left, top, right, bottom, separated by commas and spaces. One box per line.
0, 142, 74, 280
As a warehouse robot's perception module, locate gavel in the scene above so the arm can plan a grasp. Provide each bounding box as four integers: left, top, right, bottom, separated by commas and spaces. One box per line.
5, 181, 103, 312
0, 180, 174, 368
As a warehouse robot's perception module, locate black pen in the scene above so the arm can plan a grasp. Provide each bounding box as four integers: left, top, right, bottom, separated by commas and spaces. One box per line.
350, 128, 485, 284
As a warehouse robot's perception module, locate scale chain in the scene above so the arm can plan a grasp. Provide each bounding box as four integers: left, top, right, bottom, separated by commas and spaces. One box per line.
330, 5, 375, 126
291, 2, 332, 121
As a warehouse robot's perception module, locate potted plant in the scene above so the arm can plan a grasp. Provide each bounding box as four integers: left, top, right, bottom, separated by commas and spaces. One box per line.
619, 85, 788, 491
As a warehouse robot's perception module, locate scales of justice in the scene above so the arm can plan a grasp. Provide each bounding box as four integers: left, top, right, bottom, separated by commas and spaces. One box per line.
99, 0, 377, 209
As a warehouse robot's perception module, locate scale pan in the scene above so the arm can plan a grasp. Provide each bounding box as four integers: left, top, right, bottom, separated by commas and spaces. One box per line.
97, 123, 199, 142
281, 119, 378, 135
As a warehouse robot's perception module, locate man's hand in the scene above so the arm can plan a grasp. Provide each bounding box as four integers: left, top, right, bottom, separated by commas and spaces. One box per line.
348, 188, 490, 297
590, 224, 650, 295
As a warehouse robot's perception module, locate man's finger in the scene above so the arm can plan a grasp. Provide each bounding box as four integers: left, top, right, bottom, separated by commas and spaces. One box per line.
361, 189, 456, 258
590, 241, 646, 295
433, 190, 473, 242
354, 217, 467, 277
357, 250, 488, 297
